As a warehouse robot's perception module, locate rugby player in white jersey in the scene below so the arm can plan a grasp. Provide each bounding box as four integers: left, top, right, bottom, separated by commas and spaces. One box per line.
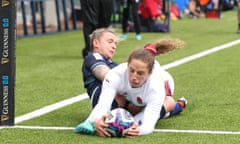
75, 41, 187, 137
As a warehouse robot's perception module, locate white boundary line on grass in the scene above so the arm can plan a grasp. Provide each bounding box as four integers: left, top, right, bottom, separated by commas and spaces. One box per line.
14, 39, 240, 125
15, 93, 89, 124
2, 125, 240, 135
161, 39, 240, 70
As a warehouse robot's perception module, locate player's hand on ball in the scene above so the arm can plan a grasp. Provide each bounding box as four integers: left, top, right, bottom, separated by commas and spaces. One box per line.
94, 115, 111, 137
123, 122, 139, 138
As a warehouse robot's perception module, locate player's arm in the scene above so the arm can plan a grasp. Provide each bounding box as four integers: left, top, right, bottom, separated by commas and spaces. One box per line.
92, 71, 120, 137
127, 103, 145, 116
115, 94, 145, 116
139, 89, 164, 135
92, 64, 111, 81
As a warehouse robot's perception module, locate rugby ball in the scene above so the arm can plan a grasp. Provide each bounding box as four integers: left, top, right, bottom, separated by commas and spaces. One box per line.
105, 108, 134, 137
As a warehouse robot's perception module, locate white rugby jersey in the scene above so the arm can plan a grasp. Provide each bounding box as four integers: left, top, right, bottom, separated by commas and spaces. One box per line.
86, 61, 166, 135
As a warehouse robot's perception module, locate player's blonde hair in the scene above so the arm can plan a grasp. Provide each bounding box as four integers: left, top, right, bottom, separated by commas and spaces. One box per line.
89, 28, 121, 51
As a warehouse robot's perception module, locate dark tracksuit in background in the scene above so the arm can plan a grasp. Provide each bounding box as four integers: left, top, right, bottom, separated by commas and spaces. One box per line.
122, 0, 141, 35
81, 0, 113, 58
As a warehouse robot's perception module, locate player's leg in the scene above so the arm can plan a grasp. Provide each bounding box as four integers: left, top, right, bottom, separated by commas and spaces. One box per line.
169, 96, 187, 117
121, 0, 130, 40
237, 1, 240, 33
163, 96, 176, 112
81, 0, 98, 57
99, 0, 113, 27
131, 0, 142, 40
75, 120, 95, 134
160, 71, 187, 118
160, 96, 187, 118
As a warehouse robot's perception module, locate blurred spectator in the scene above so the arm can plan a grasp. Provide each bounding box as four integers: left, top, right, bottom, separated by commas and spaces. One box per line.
222, 0, 235, 11
112, 0, 122, 26
122, 0, 142, 40
138, 0, 169, 32
170, 0, 181, 19
188, 0, 202, 18
81, 0, 113, 58
138, 0, 180, 20
139, 0, 161, 20
175, 0, 190, 18
212, 0, 220, 9
128, 0, 182, 32
202, 0, 221, 18
236, 0, 240, 33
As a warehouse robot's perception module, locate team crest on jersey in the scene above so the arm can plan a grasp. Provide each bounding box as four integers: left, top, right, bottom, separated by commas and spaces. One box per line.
136, 96, 143, 104
105, 78, 110, 83
93, 53, 103, 60
122, 92, 127, 96
108, 59, 113, 63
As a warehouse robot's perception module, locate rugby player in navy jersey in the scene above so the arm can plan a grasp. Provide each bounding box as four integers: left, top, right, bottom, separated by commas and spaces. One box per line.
76, 28, 188, 137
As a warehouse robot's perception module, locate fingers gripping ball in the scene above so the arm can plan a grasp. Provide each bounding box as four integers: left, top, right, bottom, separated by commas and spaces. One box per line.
105, 108, 134, 137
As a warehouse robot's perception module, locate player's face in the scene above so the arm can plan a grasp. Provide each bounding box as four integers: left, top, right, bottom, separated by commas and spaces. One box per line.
128, 59, 151, 88
94, 32, 118, 59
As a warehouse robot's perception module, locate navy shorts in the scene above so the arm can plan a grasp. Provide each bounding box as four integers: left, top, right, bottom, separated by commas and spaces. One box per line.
88, 85, 118, 110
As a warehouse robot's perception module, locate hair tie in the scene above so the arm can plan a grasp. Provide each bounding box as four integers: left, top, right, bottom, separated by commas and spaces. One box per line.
144, 44, 157, 56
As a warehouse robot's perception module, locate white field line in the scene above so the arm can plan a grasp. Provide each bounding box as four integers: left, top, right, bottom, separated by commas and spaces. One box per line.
14, 93, 88, 124
153, 129, 240, 135
1, 125, 74, 130
2, 125, 240, 135
162, 39, 240, 70
14, 39, 240, 124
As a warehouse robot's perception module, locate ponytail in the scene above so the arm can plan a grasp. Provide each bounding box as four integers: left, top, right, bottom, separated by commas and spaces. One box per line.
144, 38, 185, 56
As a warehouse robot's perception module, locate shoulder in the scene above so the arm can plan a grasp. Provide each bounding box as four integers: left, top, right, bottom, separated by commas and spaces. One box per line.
147, 62, 166, 92
105, 63, 128, 82
85, 53, 104, 61
116, 62, 128, 68
111, 63, 128, 73
84, 53, 114, 69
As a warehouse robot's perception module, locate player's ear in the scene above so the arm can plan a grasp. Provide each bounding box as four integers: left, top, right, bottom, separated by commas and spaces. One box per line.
148, 71, 152, 77
148, 68, 153, 75
92, 39, 99, 48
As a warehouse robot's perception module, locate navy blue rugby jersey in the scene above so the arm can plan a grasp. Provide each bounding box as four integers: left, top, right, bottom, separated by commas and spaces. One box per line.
82, 52, 118, 90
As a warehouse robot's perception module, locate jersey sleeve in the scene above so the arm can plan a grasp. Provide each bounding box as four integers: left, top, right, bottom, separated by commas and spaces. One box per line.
138, 62, 166, 135
84, 53, 108, 71
86, 68, 123, 121
82, 53, 117, 89
139, 84, 165, 135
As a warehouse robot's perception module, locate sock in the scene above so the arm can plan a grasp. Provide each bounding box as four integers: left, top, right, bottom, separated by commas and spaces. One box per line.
160, 101, 185, 118
169, 103, 183, 117
159, 106, 171, 118
178, 100, 185, 109
160, 106, 166, 118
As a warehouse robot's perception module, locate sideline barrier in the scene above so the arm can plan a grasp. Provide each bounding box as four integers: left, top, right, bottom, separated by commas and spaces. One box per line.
0, 0, 16, 126
17, 0, 82, 37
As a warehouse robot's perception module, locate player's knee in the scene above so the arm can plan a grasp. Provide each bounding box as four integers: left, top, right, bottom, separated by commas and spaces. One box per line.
163, 96, 176, 112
